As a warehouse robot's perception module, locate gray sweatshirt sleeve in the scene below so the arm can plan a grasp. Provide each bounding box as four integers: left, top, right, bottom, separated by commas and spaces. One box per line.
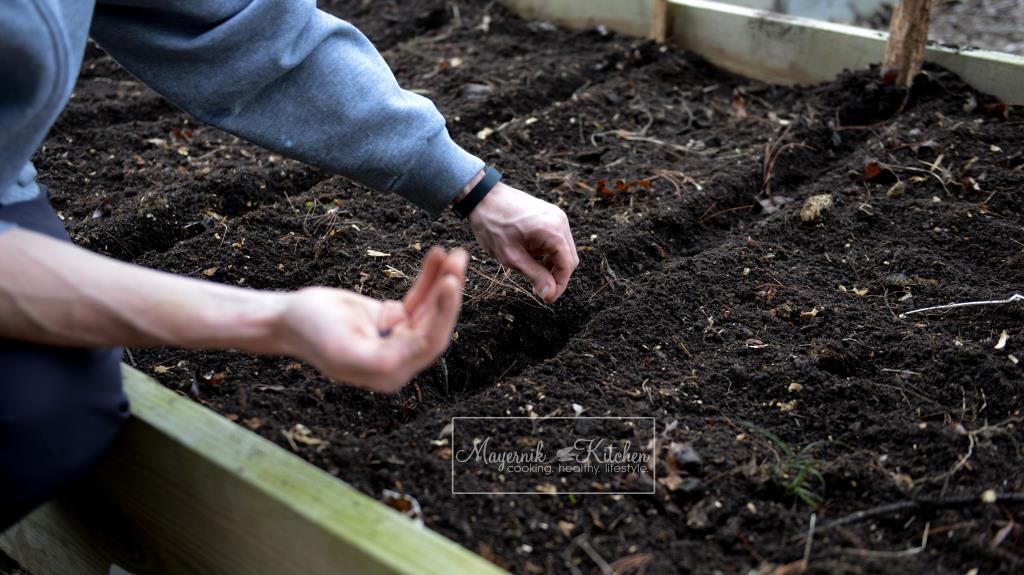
90, 0, 484, 216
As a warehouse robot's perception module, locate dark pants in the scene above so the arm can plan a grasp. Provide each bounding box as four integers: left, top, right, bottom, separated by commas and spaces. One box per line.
0, 190, 129, 530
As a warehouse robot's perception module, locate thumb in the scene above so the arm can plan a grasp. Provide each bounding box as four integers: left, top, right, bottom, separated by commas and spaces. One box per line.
506, 249, 555, 302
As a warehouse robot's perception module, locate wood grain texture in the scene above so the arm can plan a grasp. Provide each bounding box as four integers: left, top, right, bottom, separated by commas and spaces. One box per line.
1, 366, 506, 575
498, 0, 1024, 104
651, 0, 670, 42
883, 0, 934, 85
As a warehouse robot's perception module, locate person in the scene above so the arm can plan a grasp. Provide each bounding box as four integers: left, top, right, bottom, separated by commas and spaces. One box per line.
0, 0, 579, 530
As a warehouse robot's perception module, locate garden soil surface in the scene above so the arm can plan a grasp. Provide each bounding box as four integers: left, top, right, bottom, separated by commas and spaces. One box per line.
33, 1, 1024, 573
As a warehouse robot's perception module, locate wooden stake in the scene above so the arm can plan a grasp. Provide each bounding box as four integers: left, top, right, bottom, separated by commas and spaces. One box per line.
651, 0, 669, 43
883, 0, 933, 85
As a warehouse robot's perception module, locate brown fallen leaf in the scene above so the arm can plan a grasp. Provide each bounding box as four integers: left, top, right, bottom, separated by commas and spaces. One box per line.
861, 160, 897, 183
382, 489, 423, 525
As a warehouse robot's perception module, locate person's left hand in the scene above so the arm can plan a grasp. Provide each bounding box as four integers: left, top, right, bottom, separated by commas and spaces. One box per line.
277, 247, 466, 393
466, 182, 579, 303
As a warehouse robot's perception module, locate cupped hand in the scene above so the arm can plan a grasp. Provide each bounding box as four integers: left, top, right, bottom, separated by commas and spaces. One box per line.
467, 182, 579, 303
278, 247, 467, 393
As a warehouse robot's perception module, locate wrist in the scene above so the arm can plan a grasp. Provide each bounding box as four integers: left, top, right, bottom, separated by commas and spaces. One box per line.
454, 169, 486, 204
197, 286, 291, 356
466, 181, 510, 224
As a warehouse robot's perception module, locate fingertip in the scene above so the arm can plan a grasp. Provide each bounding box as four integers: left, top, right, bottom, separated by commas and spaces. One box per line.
445, 247, 470, 277
422, 246, 446, 270
440, 274, 462, 307
536, 279, 554, 303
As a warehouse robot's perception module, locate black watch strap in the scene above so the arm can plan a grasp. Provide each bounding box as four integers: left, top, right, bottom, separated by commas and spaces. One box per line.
452, 167, 502, 219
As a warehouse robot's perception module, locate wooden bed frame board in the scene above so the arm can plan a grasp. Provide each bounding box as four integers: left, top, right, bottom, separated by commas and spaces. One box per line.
0, 365, 506, 575
499, 0, 1024, 105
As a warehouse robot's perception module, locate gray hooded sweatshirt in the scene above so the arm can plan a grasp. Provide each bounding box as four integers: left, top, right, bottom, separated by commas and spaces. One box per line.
0, 0, 484, 236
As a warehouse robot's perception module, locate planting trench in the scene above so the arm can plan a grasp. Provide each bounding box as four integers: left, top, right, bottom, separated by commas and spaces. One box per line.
28, 0, 1024, 573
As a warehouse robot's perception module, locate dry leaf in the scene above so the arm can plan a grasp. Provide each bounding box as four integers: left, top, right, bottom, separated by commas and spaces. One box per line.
281, 423, 328, 451
382, 489, 424, 525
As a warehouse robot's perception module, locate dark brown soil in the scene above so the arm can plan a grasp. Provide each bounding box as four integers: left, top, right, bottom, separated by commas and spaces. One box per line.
30, 1, 1024, 573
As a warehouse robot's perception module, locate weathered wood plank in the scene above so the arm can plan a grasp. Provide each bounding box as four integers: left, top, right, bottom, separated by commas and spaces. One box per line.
650, 0, 670, 42
1, 365, 506, 575
498, 0, 1024, 104
498, 0, 655, 37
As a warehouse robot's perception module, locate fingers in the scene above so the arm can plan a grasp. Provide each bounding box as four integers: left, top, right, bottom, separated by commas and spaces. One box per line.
403, 246, 467, 317
543, 240, 575, 302
373, 273, 463, 393
377, 300, 407, 335
403, 246, 446, 314
418, 274, 463, 354
507, 248, 557, 302
442, 247, 469, 282
564, 226, 580, 268
411, 248, 465, 329
367, 250, 465, 393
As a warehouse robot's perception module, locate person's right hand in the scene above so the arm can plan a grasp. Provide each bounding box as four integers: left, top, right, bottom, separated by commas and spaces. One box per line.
277, 247, 466, 393
467, 183, 578, 303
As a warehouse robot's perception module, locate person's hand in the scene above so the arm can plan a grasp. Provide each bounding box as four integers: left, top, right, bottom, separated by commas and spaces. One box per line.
277, 247, 467, 393
467, 182, 579, 303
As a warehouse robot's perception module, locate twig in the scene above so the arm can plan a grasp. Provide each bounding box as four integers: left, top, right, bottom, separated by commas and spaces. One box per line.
900, 293, 1024, 317
757, 124, 811, 198
819, 492, 1024, 531
801, 513, 817, 572
124, 347, 137, 367
697, 203, 755, 225
880, 368, 923, 377
842, 522, 929, 558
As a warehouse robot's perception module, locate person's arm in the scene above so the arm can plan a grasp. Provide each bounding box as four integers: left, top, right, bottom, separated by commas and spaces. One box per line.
91, 0, 578, 303
90, 0, 480, 217
0, 228, 466, 393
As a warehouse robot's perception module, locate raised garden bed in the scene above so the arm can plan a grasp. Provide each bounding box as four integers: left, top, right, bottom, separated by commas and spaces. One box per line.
7, 0, 1024, 572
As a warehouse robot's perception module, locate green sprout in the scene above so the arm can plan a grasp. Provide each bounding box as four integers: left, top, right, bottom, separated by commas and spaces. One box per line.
741, 421, 829, 508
